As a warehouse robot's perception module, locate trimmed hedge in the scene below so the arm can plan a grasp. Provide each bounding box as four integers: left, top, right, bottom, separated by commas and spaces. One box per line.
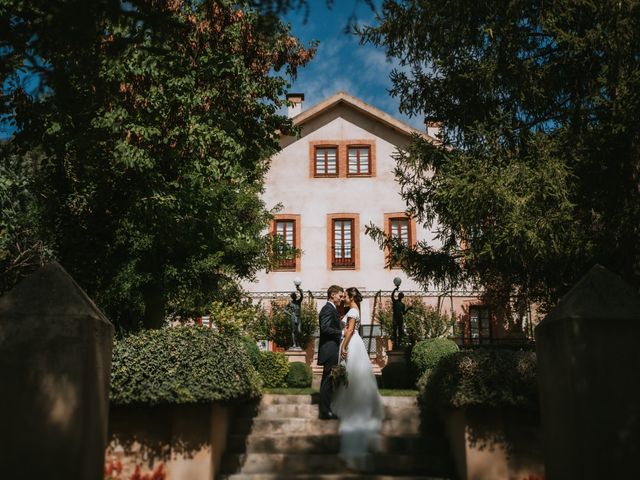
110, 326, 262, 405
258, 351, 290, 388
411, 338, 459, 378
286, 361, 312, 388
241, 336, 261, 370
419, 349, 538, 410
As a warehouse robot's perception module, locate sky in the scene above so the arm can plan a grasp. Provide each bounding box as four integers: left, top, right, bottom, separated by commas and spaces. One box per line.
283, 0, 421, 129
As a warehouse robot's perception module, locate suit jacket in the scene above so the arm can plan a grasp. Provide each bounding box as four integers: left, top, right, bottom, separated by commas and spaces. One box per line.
317, 302, 343, 366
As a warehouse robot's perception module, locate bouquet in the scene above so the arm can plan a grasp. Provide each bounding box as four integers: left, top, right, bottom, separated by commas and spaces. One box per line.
330, 360, 348, 389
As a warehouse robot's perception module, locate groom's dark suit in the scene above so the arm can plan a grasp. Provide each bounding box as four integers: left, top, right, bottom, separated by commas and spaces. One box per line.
318, 301, 343, 418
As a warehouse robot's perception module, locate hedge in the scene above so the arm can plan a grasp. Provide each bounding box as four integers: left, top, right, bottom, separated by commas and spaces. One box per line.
419, 349, 538, 411
110, 326, 262, 405
411, 338, 459, 378
286, 361, 312, 388
258, 351, 289, 388
241, 336, 261, 370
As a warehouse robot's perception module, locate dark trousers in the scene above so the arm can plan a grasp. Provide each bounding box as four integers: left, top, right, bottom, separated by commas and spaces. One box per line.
319, 359, 337, 415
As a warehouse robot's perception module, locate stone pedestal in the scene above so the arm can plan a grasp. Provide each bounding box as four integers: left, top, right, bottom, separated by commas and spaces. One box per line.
285, 347, 306, 364
0, 262, 114, 480
386, 349, 407, 364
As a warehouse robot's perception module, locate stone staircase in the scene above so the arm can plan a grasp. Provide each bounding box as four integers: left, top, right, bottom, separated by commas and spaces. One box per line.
219, 394, 454, 479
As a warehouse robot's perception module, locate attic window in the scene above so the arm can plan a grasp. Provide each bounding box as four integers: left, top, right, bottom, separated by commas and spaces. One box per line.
314, 146, 338, 176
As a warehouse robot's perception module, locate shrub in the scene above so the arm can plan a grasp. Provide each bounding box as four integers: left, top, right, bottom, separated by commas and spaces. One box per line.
286, 361, 312, 388
269, 297, 317, 350
419, 349, 538, 411
110, 326, 261, 405
411, 338, 459, 379
376, 298, 454, 347
241, 336, 261, 370
207, 300, 270, 340
258, 351, 290, 388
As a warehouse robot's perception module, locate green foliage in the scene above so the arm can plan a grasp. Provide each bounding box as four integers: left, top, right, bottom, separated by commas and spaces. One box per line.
110, 326, 261, 405
240, 336, 261, 371
258, 351, 290, 388
362, 1, 640, 311
376, 298, 454, 347
269, 297, 317, 349
410, 338, 459, 380
207, 301, 271, 341
286, 361, 312, 388
419, 349, 538, 411
381, 360, 412, 389
0, 146, 52, 294
1, 0, 314, 329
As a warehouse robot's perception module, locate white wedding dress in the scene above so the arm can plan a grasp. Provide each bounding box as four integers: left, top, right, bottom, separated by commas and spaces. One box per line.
331, 307, 384, 471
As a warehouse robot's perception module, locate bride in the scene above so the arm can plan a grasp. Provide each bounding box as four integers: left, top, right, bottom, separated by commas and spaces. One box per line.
331, 287, 384, 471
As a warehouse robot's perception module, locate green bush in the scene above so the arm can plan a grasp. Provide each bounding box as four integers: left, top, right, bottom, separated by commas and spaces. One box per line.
110, 326, 262, 405
381, 361, 413, 389
286, 361, 312, 388
241, 336, 261, 370
419, 349, 538, 411
376, 298, 454, 347
411, 338, 459, 379
269, 298, 318, 350
258, 351, 290, 388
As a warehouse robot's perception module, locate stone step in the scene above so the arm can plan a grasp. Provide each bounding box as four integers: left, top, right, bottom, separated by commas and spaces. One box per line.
220, 453, 448, 476
252, 403, 419, 420
231, 417, 420, 436
222, 475, 447, 480
258, 395, 417, 407
226, 434, 447, 455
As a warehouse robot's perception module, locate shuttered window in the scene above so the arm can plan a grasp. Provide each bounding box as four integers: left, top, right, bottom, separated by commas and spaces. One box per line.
347, 146, 370, 175
275, 219, 296, 269
315, 147, 338, 176
332, 219, 355, 268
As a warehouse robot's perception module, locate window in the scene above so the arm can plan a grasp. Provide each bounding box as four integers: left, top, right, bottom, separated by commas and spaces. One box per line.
314, 146, 338, 176
272, 215, 300, 271
347, 146, 370, 175
389, 217, 411, 245
468, 306, 492, 345
332, 219, 355, 268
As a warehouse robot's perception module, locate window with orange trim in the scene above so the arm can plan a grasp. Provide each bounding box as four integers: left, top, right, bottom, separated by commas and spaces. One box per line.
314, 146, 338, 176
331, 219, 355, 268
347, 146, 371, 176
274, 219, 296, 269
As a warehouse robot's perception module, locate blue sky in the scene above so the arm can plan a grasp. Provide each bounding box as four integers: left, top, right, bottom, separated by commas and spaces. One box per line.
283, 1, 421, 129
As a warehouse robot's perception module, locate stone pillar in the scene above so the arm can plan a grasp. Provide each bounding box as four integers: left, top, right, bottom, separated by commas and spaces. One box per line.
535, 265, 640, 480
0, 262, 114, 480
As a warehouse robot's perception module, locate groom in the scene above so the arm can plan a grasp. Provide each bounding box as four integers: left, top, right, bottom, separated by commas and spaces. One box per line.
317, 284, 344, 420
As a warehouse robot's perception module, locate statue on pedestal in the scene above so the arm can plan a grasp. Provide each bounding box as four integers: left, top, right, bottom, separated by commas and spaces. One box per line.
391, 285, 411, 349
287, 283, 304, 349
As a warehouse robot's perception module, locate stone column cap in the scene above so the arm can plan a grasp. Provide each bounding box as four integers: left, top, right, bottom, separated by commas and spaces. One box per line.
538, 264, 640, 329
0, 261, 111, 324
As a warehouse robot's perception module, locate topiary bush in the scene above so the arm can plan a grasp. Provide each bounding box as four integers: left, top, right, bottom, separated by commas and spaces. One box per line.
419, 349, 538, 411
411, 338, 460, 379
110, 326, 262, 405
258, 351, 290, 388
241, 336, 261, 370
286, 361, 312, 388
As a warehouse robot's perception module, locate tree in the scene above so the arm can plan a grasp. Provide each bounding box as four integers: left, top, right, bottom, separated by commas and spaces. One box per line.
362, 0, 640, 312
1, 0, 314, 328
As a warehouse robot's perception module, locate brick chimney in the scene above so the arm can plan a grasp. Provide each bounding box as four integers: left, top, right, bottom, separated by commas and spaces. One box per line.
287, 93, 304, 118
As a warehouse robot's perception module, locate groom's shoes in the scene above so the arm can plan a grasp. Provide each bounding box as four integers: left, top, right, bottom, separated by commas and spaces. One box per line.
318, 411, 338, 420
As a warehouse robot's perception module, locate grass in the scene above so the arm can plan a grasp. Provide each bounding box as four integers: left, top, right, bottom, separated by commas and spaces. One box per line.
264, 387, 417, 396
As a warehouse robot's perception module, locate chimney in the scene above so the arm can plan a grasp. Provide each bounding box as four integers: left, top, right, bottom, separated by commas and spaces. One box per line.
287, 93, 304, 118
425, 118, 443, 139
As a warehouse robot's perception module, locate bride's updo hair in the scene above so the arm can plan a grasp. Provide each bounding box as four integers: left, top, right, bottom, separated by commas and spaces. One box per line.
345, 287, 363, 308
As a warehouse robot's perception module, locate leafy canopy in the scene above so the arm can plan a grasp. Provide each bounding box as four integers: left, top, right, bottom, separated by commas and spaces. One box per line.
362, 0, 640, 310
1, 0, 314, 327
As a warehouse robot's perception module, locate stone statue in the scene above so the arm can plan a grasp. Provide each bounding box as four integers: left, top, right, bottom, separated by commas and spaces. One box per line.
391, 286, 411, 349
287, 285, 304, 349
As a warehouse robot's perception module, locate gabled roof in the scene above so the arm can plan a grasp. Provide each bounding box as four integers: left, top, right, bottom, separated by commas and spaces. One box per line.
291, 91, 436, 142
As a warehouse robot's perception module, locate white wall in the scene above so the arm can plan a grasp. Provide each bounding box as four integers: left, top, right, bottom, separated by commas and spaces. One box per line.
242, 103, 440, 311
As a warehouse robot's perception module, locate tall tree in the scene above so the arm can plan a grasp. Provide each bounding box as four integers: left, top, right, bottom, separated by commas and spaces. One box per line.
362, 0, 640, 313
1, 0, 314, 328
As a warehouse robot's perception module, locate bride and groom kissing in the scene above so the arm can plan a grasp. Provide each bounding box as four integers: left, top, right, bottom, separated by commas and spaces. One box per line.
317, 285, 384, 470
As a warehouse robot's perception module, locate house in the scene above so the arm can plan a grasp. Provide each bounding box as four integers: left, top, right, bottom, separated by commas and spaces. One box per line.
242, 92, 519, 359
